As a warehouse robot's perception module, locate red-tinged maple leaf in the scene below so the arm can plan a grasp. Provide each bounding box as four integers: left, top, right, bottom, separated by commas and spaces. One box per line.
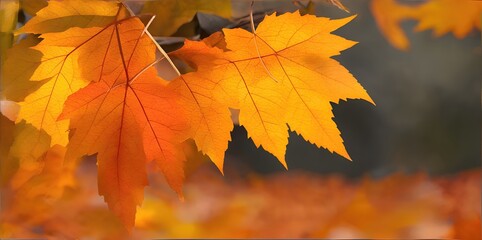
58, 17, 189, 230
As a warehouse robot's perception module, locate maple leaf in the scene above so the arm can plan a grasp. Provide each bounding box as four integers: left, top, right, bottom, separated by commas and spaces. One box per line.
173, 11, 373, 168
371, 0, 482, 50
58, 17, 189, 230
412, 0, 482, 38
2, 0, 129, 147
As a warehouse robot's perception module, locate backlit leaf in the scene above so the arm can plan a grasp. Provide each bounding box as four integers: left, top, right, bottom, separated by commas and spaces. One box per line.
174, 12, 373, 168
59, 17, 189, 229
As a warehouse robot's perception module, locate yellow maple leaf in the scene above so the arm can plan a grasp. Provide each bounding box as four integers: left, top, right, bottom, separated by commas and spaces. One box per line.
173, 11, 374, 168
169, 71, 233, 172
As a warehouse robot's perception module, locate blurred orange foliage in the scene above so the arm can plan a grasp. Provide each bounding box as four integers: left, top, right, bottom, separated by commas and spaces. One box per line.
371, 0, 482, 50
1, 158, 479, 239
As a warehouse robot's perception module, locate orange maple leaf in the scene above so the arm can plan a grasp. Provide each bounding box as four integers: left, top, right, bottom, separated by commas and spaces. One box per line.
58, 17, 188, 229
173, 11, 373, 169
412, 0, 482, 38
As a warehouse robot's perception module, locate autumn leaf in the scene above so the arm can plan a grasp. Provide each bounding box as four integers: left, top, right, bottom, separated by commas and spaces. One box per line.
141, 0, 232, 36
412, 0, 482, 38
2, 0, 129, 147
371, 0, 482, 50
58, 17, 188, 230
168, 70, 234, 172
173, 11, 373, 168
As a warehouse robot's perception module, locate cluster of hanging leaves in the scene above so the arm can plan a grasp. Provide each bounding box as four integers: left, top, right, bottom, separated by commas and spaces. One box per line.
371, 0, 482, 50
0, 0, 374, 230
1, 161, 479, 238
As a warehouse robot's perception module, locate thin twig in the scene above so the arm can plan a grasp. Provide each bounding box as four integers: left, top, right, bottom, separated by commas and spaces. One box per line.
250, 1, 279, 83
121, 1, 181, 77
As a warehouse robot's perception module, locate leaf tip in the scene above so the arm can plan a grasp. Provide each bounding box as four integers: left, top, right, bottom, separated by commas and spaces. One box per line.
337, 146, 352, 161
212, 159, 225, 175
280, 159, 289, 170
346, 14, 357, 22
361, 92, 376, 106
178, 194, 185, 202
